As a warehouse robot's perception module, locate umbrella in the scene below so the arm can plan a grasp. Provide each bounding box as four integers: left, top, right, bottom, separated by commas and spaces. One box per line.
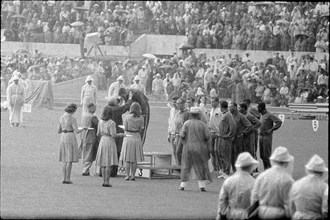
178, 43, 194, 50
113, 9, 129, 15
276, 19, 290, 25
159, 64, 172, 69
11, 14, 25, 19
275, 1, 290, 5
142, 53, 157, 59
74, 7, 89, 11
253, 2, 275, 6
70, 21, 84, 27
14, 49, 31, 56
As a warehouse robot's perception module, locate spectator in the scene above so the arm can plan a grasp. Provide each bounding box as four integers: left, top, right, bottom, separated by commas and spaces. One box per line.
251, 146, 294, 220
216, 152, 259, 220
289, 154, 328, 219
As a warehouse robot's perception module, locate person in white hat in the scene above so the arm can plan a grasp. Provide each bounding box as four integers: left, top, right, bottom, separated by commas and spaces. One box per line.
81, 75, 97, 115
108, 75, 127, 99
6, 74, 26, 127
152, 73, 163, 99
176, 107, 212, 192
289, 154, 328, 220
130, 75, 146, 95
137, 65, 148, 88
251, 146, 295, 220
216, 152, 259, 220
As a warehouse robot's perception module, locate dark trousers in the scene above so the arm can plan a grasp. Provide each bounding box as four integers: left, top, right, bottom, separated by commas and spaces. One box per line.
211, 133, 220, 171
219, 137, 233, 175
259, 134, 273, 170
231, 135, 244, 173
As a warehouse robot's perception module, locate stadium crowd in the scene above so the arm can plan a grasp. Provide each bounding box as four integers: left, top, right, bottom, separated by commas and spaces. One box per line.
1, 1, 329, 52
1, 47, 329, 106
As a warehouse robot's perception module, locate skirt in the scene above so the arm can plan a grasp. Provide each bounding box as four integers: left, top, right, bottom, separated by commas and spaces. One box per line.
95, 136, 118, 167
59, 133, 79, 163
120, 132, 144, 163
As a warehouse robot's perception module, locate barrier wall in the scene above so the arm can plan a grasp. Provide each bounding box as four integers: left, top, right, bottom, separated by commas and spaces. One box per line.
52, 74, 98, 98
0, 41, 128, 59
1, 35, 328, 62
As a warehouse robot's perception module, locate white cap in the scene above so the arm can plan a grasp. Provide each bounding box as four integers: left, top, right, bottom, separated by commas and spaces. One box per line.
117, 75, 124, 81
85, 75, 94, 82
235, 152, 259, 168
305, 154, 328, 172
134, 75, 140, 81
270, 146, 294, 162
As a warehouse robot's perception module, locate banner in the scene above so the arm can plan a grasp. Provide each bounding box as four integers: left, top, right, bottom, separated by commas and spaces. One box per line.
24, 80, 54, 109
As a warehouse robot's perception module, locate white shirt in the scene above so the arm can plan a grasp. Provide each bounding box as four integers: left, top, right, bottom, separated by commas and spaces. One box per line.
208, 105, 222, 133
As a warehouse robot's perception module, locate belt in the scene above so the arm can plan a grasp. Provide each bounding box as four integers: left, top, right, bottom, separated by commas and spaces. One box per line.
62, 130, 74, 133
127, 130, 139, 133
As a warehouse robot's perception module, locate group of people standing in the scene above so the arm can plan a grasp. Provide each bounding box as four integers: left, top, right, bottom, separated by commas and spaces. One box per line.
168, 95, 282, 181
59, 76, 149, 187
166, 93, 327, 219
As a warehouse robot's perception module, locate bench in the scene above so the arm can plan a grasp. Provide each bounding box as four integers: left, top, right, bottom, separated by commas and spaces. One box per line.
135, 152, 181, 179
289, 103, 329, 120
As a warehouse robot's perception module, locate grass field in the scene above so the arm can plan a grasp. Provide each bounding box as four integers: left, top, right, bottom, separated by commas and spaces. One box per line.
0, 104, 328, 219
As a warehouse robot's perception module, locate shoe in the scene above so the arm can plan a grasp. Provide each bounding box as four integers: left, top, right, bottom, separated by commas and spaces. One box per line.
63, 181, 73, 184
124, 177, 130, 181
130, 177, 135, 181
102, 184, 112, 187
82, 173, 90, 176
62, 181, 66, 184
178, 187, 184, 191
200, 188, 206, 192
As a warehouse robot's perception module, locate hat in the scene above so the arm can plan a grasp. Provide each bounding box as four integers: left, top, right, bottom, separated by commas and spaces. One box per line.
134, 75, 140, 81
85, 75, 94, 82
235, 152, 259, 168
12, 75, 20, 81
196, 87, 204, 96
270, 146, 294, 162
13, 70, 21, 77
189, 107, 200, 114
305, 154, 328, 172
117, 75, 124, 81
320, 63, 326, 70
154, 73, 161, 78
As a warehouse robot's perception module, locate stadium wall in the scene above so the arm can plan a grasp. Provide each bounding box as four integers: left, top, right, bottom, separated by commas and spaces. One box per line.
52, 73, 99, 98
1, 37, 328, 62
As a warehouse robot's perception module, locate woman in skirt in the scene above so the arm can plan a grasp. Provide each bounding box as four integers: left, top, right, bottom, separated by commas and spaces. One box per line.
96, 106, 125, 187
120, 102, 145, 181
58, 103, 87, 184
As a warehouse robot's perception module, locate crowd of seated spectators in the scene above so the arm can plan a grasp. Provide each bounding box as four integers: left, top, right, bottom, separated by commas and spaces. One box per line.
1, 1, 329, 52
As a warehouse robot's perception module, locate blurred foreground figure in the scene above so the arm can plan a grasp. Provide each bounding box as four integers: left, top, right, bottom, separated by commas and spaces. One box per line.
251, 146, 294, 220
216, 152, 259, 220
289, 154, 328, 220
